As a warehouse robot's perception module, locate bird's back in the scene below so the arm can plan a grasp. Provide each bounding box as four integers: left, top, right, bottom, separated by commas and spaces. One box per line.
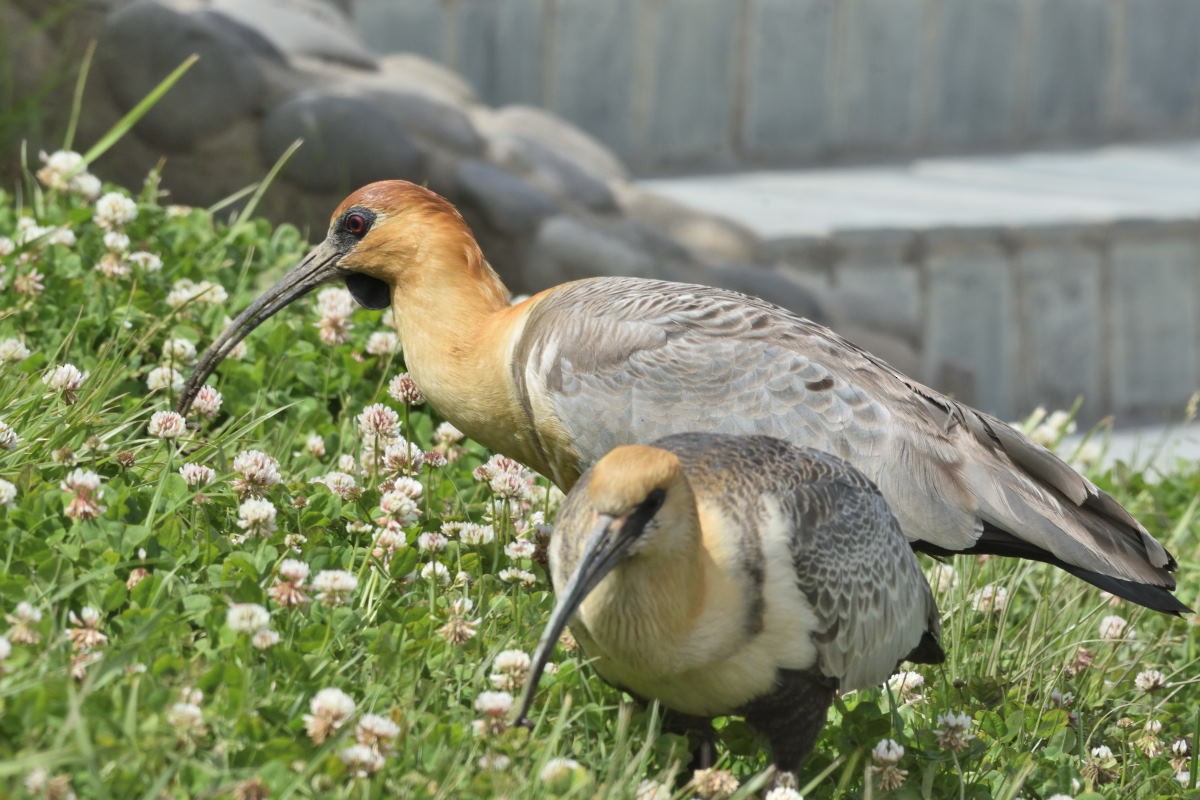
514, 277, 1182, 611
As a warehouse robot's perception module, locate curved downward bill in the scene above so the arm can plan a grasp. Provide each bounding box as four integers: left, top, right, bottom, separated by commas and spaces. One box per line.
177, 239, 342, 414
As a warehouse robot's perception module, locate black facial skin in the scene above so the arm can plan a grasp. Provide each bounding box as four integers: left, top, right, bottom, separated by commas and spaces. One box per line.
335, 207, 390, 310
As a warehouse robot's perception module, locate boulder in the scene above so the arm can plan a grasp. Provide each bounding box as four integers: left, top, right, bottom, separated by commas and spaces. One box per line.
524, 215, 669, 289
453, 159, 559, 235
359, 86, 483, 155
210, 0, 377, 69
376, 53, 479, 106
474, 105, 628, 183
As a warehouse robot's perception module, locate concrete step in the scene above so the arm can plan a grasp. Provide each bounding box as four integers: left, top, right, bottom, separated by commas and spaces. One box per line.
639, 142, 1200, 425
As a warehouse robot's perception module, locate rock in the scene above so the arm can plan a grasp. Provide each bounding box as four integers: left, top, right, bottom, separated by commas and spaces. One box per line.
100, 1, 267, 151
702, 265, 827, 324
358, 86, 483, 155
211, 0, 377, 69
524, 214, 663, 289
486, 131, 616, 211
474, 105, 628, 183
453, 159, 559, 235
613, 184, 761, 264
376, 53, 478, 106
261, 91, 423, 192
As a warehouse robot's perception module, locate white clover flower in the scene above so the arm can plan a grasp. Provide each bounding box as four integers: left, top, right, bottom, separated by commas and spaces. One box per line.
190, 385, 223, 419
935, 711, 976, 751
420, 561, 451, 584
887, 671, 924, 701
0, 420, 18, 451
278, 559, 310, 583
339, 744, 385, 777
47, 226, 76, 248
62, 469, 105, 520
146, 365, 184, 393
166, 701, 205, 736
43, 363, 87, 393
0, 635, 10, 661
304, 687, 356, 744
1098, 615, 1129, 641
237, 498, 277, 538
1091, 744, 1114, 760
479, 753, 512, 771
1045, 795, 1074, 800
366, 331, 401, 356
356, 713, 400, 749
382, 438, 424, 474
0, 236, 12, 256
0, 478, 16, 506
1178, 772, 1191, 788
1173, 738, 1191, 758
179, 463, 215, 487
498, 567, 536, 586
103, 231, 130, 253
504, 538, 537, 561
872, 738, 904, 764
928, 563, 958, 593
93, 192, 138, 230
490, 649, 531, 691
764, 789, 802, 800
313, 471, 360, 500
457, 522, 495, 546
12, 602, 42, 624
226, 602, 270, 634
252, 628, 280, 650
166, 279, 227, 309
94, 252, 129, 278
36, 149, 87, 191
1135, 669, 1166, 692
387, 373, 425, 405
316, 286, 355, 319
73, 172, 101, 199
434, 422, 465, 446
971, 584, 1008, 613
474, 690, 514, 718
417, 532, 448, 553
305, 433, 326, 457
0, 339, 31, 362
232, 450, 281, 494
161, 338, 197, 365
128, 251, 163, 272
313, 569, 358, 604
148, 410, 187, 439
357, 403, 400, 437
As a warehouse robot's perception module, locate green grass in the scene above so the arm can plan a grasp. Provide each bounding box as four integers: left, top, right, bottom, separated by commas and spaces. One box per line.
0, 161, 1197, 800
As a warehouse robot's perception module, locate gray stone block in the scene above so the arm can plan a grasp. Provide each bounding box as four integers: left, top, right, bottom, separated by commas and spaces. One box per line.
453, 0, 546, 106
831, 262, 921, 346
1117, 0, 1200, 135
642, 0, 739, 166
741, 0, 836, 160
547, 0, 638, 158
101, 1, 267, 151
354, 0, 446, 62
1025, 0, 1111, 141
358, 86, 483, 155
922, 241, 1017, 417
211, 0, 375, 69
1109, 236, 1200, 419
525, 214, 660, 288
454, 159, 559, 235
934, 0, 1022, 147
1014, 240, 1104, 417
835, 0, 928, 152
261, 91, 423, 192
474, 105, 628, 181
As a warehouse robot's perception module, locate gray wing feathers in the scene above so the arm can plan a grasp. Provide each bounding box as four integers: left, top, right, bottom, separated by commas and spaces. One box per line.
520, 277, 1175, 589
783, 456, 940, 690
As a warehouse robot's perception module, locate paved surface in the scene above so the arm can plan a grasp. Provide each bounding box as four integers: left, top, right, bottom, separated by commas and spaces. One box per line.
1068, 419, 1200, 477
641, 141, 1200, 238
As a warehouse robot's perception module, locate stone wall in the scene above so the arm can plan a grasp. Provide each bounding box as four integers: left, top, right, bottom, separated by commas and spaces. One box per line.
352, 0, 1200, 173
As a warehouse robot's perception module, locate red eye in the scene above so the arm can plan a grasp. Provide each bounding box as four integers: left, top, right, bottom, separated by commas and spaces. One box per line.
345, 212, 368, 237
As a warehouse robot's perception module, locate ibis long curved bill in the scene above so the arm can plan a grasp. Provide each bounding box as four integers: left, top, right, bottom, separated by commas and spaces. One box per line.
178, 240, 343, 413
514, 512, 630, 726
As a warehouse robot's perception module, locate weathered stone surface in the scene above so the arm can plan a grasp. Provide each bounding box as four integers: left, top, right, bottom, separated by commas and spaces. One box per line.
1014, 239, 1104, 417
100, 1, 267, 151
454, 159, 559, 235
546, 0, 638, 158
742, 0, 836, 160
359, 86, 483, 155
475, 105, 628, 181
613, 184, 760, 264
1109, 235, 1200, 418
1117, 0, 1200, 135
486, 133, 615, 211
354, 0, 445, 62
211, 0, 374, 68
935, 0, 1023, 147
922, 240, 1017, 416
835, 0, 928, 152
642, 0, 739, 166
524, 214, 661, 288
1025, 0, 1111, 141
452, 0, 546, 106
829, 264, 921, 346
261, 91, 423, 192
375, 53, 479, 106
